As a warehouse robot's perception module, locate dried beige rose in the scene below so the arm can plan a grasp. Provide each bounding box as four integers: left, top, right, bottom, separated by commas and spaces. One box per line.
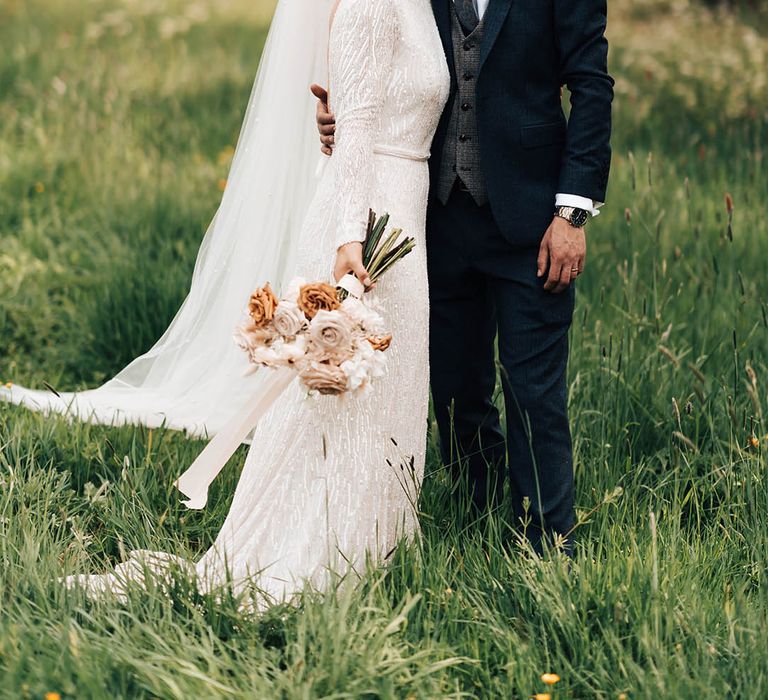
308, 310, 353, 362
299, 362, 348, 395
298, 282, 340, 319
248, 284, 279, 327
366, 334, 392, 352
272, 301, 308, 338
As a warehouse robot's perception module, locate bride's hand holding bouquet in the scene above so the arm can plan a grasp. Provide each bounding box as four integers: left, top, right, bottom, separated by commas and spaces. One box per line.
334, 242, 373, 293
234, 211, 413, 397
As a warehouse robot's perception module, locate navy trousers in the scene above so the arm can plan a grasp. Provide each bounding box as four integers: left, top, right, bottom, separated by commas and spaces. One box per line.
426, 186, 577, 556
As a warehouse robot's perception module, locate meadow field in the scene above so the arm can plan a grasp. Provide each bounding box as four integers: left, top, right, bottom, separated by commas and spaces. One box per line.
1, 0, 767, 697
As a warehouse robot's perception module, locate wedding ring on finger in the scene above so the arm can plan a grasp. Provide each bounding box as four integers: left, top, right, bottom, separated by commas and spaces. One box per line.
571, 267, 580, 277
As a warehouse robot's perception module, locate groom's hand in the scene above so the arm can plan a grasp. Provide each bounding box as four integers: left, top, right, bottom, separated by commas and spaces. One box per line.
311, 84, 336, 156
537, 217, 587, 294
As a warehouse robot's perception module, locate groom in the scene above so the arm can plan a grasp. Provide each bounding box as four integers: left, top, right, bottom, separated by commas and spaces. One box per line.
315, 0, 613, 556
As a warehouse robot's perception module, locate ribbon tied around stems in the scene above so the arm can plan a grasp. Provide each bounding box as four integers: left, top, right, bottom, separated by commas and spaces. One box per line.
174, 367, 296, 509
336, 273, 365, 299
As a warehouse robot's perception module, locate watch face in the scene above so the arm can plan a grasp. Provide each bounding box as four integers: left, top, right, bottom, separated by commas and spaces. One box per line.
571, 209, 589, 227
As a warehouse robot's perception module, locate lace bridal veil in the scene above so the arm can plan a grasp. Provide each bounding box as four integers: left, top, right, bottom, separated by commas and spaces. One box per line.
2, 0, 333, 438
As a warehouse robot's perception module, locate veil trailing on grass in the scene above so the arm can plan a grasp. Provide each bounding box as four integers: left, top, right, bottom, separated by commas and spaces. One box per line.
1, 0, 332, 438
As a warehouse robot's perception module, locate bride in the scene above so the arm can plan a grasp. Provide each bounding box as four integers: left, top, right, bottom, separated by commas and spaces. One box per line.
1, 0, 450, 605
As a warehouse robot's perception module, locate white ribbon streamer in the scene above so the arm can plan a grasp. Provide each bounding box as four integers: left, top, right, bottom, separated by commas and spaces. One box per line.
174, 367, 296, 509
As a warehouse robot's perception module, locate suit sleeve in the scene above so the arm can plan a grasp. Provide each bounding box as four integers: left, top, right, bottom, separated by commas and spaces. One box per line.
554, 0, 614, 204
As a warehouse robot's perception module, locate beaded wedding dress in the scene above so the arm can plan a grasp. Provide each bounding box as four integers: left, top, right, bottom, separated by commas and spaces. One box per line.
56, 0, 450, 606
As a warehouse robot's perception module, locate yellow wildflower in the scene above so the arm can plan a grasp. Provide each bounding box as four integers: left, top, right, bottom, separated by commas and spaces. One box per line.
541, 674, 560, 686
44, 693, 62, 700
532, 694, 551, 700
750, 436, 760, 448
218, 145, 236, 165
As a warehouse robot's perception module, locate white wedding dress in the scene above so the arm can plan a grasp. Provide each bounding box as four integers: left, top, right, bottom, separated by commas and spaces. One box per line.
60, 0, 450, 605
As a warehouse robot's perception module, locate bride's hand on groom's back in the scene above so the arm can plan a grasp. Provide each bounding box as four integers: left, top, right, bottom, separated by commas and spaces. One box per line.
311, 84, 336, 156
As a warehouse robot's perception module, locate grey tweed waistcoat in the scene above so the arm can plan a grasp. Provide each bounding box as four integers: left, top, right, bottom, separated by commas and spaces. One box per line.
436, 8, 488, 206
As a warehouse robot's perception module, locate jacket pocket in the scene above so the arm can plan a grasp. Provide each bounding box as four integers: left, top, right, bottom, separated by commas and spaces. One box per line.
520, 121, 567, 149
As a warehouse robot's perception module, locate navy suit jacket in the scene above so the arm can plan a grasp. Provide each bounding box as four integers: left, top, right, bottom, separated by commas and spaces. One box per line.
429, 0, 614, 246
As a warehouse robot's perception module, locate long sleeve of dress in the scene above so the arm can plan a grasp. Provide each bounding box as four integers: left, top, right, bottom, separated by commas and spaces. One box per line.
329, 0, 398, 250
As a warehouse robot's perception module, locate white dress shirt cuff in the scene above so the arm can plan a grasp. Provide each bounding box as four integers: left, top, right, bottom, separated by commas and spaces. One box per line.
555, 193, 603, 218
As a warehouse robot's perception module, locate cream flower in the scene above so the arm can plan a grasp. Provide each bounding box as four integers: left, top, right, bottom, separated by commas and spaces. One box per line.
340, 297, 385, 335
248, 345, 283, 367
340, 342, 387, 394
273, 336, 307, 364
340, 355, 369, 393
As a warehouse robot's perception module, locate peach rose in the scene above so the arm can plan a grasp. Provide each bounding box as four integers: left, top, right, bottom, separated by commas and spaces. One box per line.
248, 284, 279, 327
299, 362, 349, 395
366, 334, 392, 352
298, 282, 340, 319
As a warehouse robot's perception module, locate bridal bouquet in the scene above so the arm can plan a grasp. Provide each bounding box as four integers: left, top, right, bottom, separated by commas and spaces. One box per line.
234, 211, 413, 397
176, 212, 414, 508
234, 279, 390, 396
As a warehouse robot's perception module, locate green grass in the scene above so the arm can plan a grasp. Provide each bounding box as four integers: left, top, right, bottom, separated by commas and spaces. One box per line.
2, 0, 768, 697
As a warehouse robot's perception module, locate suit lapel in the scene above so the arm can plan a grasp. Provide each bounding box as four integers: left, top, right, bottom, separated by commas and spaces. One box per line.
432, 0, 456, 83
479, 0, 513, 70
